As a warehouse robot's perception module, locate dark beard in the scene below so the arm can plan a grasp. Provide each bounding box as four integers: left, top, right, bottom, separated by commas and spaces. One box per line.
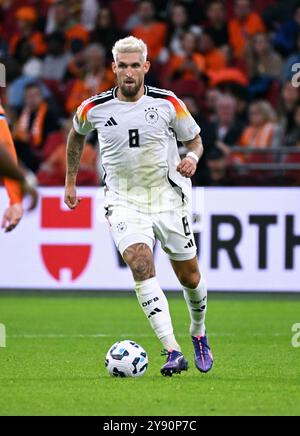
120, 80, 142, 97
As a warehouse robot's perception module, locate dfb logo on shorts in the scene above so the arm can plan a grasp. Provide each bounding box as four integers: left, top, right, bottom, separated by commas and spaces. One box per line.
116, 222, 127, 233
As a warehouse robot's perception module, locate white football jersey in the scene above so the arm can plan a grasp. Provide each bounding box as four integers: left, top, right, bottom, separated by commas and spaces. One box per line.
73, 86, 200, 211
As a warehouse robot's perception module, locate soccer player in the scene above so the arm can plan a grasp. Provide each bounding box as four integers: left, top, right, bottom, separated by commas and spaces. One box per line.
65, 36, 213, 376
0, 102, 37, 230
0, 146, 38, 213
0, 101, 23, 232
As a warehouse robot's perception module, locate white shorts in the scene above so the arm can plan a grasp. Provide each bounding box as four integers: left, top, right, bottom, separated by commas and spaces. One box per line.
105, 203, 197, 261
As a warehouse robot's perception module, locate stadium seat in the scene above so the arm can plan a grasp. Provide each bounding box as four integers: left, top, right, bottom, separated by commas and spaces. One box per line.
110, 0, 137, 29
246, 151, 274, 164
223, 0, 276, 19
42, 79, 75, 114
266, 79, 281, 108
170, 79, 206, 108
229, 150, 277, 185
42, 131, 65, 161
282, 151, 300, 185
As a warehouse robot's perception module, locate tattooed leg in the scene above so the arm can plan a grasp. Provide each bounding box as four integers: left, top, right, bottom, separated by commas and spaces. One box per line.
123, 243, 155, 281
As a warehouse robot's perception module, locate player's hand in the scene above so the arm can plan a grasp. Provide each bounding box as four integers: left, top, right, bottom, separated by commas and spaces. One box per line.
21, 178, 39, 211
1, 203, 24, 233
177, 157, 197, 178
64, 185, 81, 210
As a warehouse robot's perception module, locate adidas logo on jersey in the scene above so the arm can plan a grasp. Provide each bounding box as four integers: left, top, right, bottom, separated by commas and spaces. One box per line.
184, 239, 195, 249
104, 117, 118, 126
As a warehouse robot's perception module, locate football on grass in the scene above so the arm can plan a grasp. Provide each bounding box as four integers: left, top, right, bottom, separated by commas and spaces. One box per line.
105, 340, 148, 378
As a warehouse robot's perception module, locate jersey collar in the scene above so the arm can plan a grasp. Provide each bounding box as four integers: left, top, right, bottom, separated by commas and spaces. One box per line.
113, 85, 148, 99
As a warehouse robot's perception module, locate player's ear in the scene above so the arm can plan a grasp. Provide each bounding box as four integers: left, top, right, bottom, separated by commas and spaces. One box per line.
144, 61, 151, 74
112, 62, 117, 74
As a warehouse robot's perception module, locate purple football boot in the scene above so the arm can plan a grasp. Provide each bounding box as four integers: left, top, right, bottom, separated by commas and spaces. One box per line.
160, 350, 189, 377
192, 335, 213, 373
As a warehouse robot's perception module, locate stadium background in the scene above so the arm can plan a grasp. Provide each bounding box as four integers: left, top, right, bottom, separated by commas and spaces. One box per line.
0, 0, 300, 417
0, 0, 299, 291
0, 0, 300, 188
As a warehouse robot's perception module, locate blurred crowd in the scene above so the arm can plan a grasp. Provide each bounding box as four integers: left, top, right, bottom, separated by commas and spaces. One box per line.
1, 0, 300, 187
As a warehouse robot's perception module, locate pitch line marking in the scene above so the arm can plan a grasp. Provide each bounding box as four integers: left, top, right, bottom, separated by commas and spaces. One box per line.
6, 333, 284, 339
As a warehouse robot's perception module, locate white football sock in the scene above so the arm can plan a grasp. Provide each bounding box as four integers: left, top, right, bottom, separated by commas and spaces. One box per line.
135, 277, 181, 352
183, 275, 207, 337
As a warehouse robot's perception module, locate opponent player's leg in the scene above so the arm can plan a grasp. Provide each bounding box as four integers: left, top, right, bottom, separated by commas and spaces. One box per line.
123, 243, 188, 376
171, 256, 213, 373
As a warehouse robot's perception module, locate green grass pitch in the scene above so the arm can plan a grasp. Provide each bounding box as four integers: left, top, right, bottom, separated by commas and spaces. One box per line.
0, 292, 299, 416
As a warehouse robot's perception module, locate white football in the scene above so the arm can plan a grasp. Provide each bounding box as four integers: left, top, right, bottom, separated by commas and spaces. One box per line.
105, 340, 148, 378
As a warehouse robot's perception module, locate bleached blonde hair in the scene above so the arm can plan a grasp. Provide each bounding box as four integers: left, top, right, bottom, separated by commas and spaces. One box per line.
112, 36, 148, 63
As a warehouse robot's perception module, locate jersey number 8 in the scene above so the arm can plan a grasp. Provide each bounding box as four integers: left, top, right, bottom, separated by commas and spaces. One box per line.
129, 129, 140, 148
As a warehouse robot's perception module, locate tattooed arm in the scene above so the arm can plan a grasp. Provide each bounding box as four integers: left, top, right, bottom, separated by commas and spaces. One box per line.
64, 127, 85, 210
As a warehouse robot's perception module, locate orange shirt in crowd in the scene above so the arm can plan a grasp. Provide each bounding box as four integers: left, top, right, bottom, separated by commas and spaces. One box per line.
229, 12, 266, 58
0, 103, 22, 205
65, 24, 90, 45
204, 49, 227, 73
232, 122, 276, 163
208, 67, 249, 87
9, 31, 47, 57
66, 70, 115, 114
240, 122, 276, 149
167, 53, 206, 81
132, 22, 167, 60
14, 101, 49, 149
0, 1, 51, 40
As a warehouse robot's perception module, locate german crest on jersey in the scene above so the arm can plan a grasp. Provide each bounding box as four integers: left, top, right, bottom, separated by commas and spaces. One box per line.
145, 107, 159, 125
